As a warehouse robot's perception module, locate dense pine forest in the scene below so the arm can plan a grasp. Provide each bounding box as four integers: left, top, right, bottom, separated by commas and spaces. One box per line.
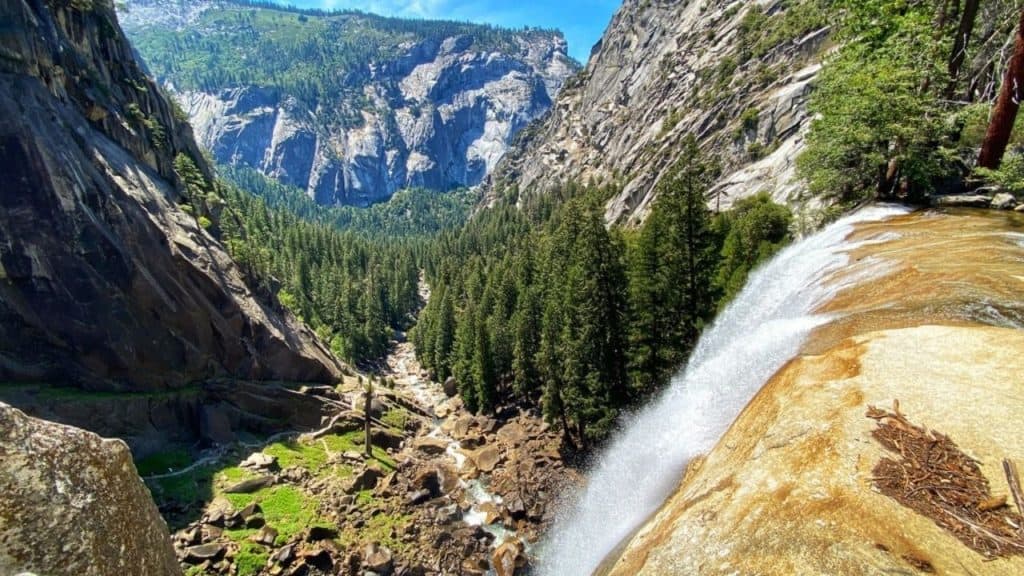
174, 156, 461, 365
412, 139, 792, 447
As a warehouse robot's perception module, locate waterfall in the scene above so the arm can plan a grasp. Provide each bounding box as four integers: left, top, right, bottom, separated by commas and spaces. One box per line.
537, 205, 910, 576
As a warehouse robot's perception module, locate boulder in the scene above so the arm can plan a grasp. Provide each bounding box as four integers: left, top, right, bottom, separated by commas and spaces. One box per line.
372, 427, 405, 450
245, 513, 266, 528
179, 525, 201, 546
345, 466, 384, 493
932, 194, 992, 208
409, 488, 434, 505
183, 543, 226, 564
0, 403, 180, 576
492, 539, 526, 576
411, 468, 442, 497
411, 436, 450, 456
443, 376, 458, 397
252, 526, 279, 546
496, 422, 528, 446
1016, 203, 1024, 213
477, 502, 502, 525
239, 502, 261, 518
461, 557, 490, 575
460, 433, 487, 450
271, 543, 296, 566
299, 546, 334, 571
201, 523, 224, 542
224, 475, 274, 494
280, 465, 311, 484
363, 543, 395, 574
452, 416, 475, 438
342, 450, 366, 462
991, 192, 1017, 210
505, 495, 527, 520
240, 452, 278, 471
470, 445, 502, 473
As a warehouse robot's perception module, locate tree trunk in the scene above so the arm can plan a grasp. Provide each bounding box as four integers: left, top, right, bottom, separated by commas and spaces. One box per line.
978, 9, 1024, 169
946, 0, 980, 99
364, 380, 373, 457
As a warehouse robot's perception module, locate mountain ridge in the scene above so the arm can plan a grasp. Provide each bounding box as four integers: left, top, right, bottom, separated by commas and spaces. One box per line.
120, 0, 578, 206
491, 0, 832, 225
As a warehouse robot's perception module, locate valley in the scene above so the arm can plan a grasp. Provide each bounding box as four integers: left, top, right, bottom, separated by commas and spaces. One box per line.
3, 0, 1024, 575
140, 320, 576, 576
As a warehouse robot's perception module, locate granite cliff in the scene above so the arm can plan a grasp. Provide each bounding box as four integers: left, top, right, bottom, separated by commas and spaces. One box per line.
492, 0, 831, 224
0, 0, 342, 397
120, 0, 577, 206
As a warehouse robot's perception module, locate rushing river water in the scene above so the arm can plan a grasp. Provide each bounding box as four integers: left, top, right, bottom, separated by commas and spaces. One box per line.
537, 205, 913, 576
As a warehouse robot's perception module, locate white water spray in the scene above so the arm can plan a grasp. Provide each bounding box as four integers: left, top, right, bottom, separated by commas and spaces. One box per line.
537, 205, 910, 576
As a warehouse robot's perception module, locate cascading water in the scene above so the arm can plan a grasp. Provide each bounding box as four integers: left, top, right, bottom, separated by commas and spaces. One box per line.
537, 205, 911, 576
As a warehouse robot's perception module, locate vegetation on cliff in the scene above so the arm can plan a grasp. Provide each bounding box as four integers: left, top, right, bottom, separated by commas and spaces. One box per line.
125, 0, 566, 126
799, 0, 1024, 204
172, 159, 461, 365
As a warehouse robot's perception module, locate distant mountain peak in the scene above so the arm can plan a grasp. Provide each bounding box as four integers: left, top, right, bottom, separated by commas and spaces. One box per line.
119, 0, 579, 206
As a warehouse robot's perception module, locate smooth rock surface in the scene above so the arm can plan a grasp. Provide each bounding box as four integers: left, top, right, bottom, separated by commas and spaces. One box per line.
991, 192, 1017, 209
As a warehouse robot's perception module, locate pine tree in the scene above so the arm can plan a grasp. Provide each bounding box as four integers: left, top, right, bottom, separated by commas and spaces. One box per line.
473, 319, 497, 412
433, 289, 456, 380
453, 305, 480, 413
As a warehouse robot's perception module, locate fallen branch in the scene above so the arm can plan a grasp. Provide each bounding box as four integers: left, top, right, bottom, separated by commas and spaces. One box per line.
1005, 459, 1024, 520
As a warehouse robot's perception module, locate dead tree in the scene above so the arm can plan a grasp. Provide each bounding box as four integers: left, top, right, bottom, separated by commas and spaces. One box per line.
946, 0, 980, 99
364, 378, 374, 457
978, 9, 1024, 169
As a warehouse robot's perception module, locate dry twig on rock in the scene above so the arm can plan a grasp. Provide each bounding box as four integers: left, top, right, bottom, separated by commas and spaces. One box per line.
868, 401, 1024, 558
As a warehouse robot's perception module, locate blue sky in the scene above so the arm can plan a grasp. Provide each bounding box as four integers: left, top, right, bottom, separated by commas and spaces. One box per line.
285, 0, 621, 62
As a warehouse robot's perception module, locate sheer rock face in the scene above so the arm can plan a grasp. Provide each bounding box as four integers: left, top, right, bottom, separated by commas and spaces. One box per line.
0, 402, 181, 576
491, 0, 830, 224
120, 1, 577, 206
0, 0, 344, 390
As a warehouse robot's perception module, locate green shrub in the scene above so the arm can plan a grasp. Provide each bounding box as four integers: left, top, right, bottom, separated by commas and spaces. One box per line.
714, 193, 793, 306
974, 151, 1024, 195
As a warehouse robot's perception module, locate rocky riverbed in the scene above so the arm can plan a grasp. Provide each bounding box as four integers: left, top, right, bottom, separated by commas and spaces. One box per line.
152, 336, 577, 576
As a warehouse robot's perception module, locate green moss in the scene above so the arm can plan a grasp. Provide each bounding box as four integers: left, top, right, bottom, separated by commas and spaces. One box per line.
381, 408, 409, 431
264, 438, 329, 472
147, 463, 216, 505
218, 466, 258, 483
355, 489, 375, 506
135, 449, 192, 476
224, 485, 320, 544
339, 511, 411, 553
236, 541, 269, 576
